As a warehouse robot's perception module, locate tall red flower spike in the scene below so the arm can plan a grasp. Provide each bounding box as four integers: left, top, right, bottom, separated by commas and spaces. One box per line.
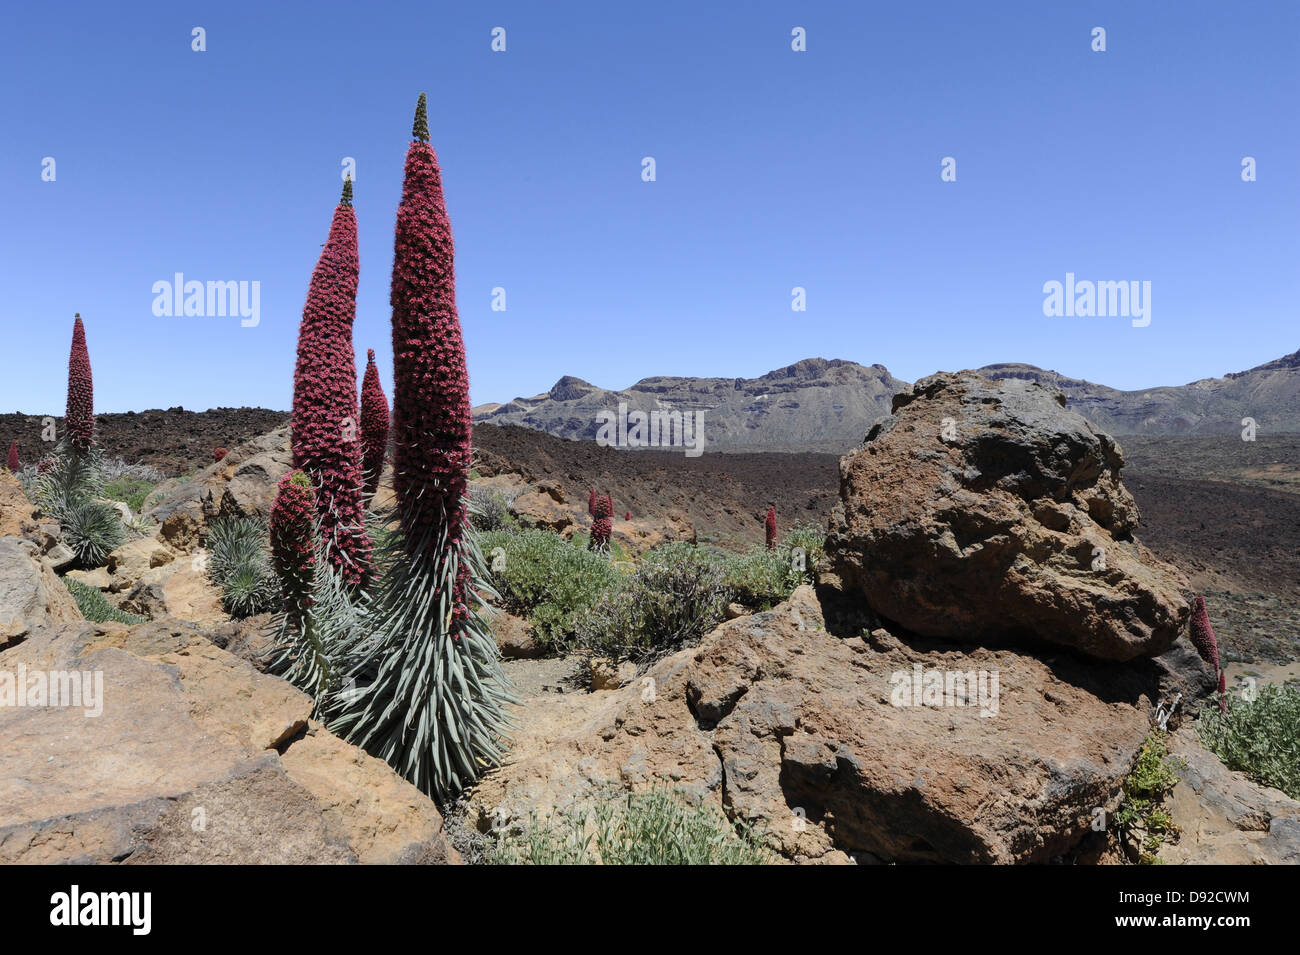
590, 493, 613, 549
291, 177, 372, 584
213, 447, 228, 463
765, 505, 778, 550
360, 348, 390, 501
390, 93, 473, 593
65, 314, 94, 453
1189, 595, 1220, 672
6, 441, 18, 472
588, 489, 597, 517
1217, 669, 1228, 715
625, 510, 631, 522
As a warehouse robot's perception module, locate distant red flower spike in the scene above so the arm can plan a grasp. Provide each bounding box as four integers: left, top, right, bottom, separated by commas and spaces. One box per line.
65, 314, 94, 453
6, 441, 18, 472
588, 489, 597, 517
1189, 595, 1220, 671
1217, 669, 1227, 715
360, 348, 390, 501
625, 511, 631, 522
291, 177, 372, 583
213, 447, 228, 462
765, 505, 777, 550
590, 493, 613, 549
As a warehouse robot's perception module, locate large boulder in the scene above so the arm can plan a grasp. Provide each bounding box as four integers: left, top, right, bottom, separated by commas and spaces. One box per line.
0, 470, 38, 539
826, 371, 1190, 662
146, 426, 292, 551
0, 616, 458, 864
0, 537, 81, 649
469, 585, 1188, 863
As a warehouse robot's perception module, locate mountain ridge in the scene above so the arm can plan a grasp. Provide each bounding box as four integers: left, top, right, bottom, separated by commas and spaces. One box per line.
473, 350, 1300, 452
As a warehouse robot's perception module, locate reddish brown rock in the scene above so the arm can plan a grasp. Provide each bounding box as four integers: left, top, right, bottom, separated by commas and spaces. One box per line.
826, 371, 1190, 662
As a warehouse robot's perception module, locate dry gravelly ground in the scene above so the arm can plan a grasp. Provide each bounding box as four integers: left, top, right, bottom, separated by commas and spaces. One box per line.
7, 409, 1296, 666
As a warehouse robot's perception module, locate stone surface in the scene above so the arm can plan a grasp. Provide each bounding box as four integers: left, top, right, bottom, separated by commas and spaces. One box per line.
106, 537, 177, 591
0, 614, 458, 864
827, 371, 1191, 662
1161, 726, 1300, 864
146, 426, 292, 551
0, 537, 82, 649
0, 469, 38, 539
119, 559, 226, 626
469, 585, 1173, 863
492, 611, 543, 659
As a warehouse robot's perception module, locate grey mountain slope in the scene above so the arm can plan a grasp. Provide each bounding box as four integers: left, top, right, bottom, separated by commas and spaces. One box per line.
473, 350, 1300, 452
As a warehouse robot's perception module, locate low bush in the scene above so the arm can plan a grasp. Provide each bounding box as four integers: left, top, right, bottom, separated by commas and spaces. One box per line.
468, 485, 518, 532
102, 477, 155, 514
61, 498, 126, 568
576, 542, 728, 661
65, 579, 145, 625
478, 528, 620, 648
1198, 682, 1300, 801
487, 787, 773, 865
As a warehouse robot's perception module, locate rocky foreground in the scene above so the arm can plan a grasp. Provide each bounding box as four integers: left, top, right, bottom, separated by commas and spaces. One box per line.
1, 370, 1298, 863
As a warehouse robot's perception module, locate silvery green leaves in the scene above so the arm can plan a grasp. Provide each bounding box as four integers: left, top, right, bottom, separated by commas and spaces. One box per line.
34, 441, 124, 569
323, 510, 516, 805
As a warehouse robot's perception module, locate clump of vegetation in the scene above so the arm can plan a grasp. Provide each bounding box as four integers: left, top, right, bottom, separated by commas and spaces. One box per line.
65, 579, 145, 625
1113, 731, 1185, 864
1198, 682, 1300, 800
487, 788, 774, 865
575, 542, 728, 661
480, 527, 620, 648
101, 477, 154, 514
469, 484, 518, 532
206, 515, 279, 617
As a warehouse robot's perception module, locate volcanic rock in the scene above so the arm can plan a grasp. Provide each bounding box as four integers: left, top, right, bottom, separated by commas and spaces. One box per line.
826, 371, 1190, 662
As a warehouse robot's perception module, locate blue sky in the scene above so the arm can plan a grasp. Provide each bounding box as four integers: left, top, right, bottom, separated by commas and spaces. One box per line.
3, 0, 1297, 413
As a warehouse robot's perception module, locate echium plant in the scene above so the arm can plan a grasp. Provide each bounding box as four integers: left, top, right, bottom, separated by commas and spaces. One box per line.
325, 95, 515, 804
6, 441, 17, 472
35, 315, 123, 567
291, 176, 372, 585
765, 505, 777, 550
359, 348, 390, 501
590, 493, 613, 550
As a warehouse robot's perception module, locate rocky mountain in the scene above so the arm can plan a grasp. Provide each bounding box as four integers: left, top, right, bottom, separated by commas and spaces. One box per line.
474, 349, 1300, 452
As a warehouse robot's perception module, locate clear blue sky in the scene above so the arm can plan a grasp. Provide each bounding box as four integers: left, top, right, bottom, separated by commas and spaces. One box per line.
3, 0, 1297, 413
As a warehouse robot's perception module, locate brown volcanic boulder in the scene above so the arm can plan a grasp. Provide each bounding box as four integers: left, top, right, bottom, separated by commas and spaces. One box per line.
826, 371, 1190, 662
468, 586, 1185, 863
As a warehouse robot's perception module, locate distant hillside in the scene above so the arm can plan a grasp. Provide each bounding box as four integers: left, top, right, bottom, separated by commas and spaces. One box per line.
473, 358, 907, 453
474, 350, 1300, 451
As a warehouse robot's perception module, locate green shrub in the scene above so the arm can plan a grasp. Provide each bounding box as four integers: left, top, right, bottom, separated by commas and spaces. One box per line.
468, 485, 518, 532
101, 477, 155, 514
65, 579, 145, 625
721, 521, 823, 609
488, 788, 774, 865
576, 542, 728, 660
480, 528, 619, 648
1113, 732, 1185, 864
206, 516, 280, 617
1198, 683, 1300, 800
